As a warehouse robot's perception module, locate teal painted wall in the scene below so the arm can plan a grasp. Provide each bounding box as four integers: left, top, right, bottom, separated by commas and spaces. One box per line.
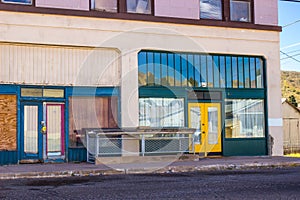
0, 151, 18, 165
223, 139, 267, 156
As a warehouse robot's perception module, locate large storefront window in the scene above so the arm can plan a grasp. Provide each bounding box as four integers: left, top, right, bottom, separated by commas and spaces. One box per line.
139, 98, 185, 128
138, 51, 264, 89
69, 96, 118, 147
225, 99, 265, 138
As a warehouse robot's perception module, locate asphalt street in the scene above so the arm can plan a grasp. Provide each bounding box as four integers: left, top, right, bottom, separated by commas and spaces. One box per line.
0, 167, 299, 200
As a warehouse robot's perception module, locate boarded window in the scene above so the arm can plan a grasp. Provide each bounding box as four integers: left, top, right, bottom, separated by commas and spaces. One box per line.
69, 96, 118, 147
0, 95, 17, 151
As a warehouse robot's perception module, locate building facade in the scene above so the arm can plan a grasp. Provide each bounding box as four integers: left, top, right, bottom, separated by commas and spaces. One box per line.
0, 0, 282, 165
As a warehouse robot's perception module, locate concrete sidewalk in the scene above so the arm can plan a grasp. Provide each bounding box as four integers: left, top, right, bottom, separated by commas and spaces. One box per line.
0, 156, 300, 179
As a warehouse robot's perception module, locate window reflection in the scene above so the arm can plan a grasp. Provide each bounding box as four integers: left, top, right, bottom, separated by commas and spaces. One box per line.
230, 0, 251, 22
225, 99, 265, 138
200, 0, 223, 20
244, 57, 250, 88
139, 98, 185, 128
138, 51, 264, 89
2, 0, 31, 4
92, 0, 118, 12
127, 0, 151, 14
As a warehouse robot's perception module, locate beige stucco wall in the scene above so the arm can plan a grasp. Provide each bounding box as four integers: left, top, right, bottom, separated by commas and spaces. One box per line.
0, 11, 282, 155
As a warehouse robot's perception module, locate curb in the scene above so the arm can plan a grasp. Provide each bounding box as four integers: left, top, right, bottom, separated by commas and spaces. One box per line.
0, 161, 299, 179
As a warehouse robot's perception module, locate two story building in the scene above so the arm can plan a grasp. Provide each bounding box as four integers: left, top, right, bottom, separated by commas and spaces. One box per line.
0, 0, 282, 165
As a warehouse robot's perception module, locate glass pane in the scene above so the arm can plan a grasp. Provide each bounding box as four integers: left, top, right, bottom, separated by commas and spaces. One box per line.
256, 58, 264, 88
93, 0, 117, 12
213, 56, 220, 88
226, 56, 232, 88
127, 0, 151, 14
194, 55, 201, 87
181, 54, 188, 87
200, 55, 207, 87
230, 0, 251, 22
220, 56, 225, 88
21, 88, 43, 97
154, 52, 161, 85
250, 58, 256, 88
232, 57, 238, 88
200, 0, 223, 20
24, 106, 38, 154
2, 0, 31, 4
139, 98, 185, 128
225, 99, 265, 138
208, 107, 218, 145
161, 53, 168, 86
244, 57, 250, 88
188, 55, 195, 87
175, 54, 182, 86
190, 107, 201, 144
47, 105, 62, 154
207, 56, 214, 87
138, 51, 147, 86
69, 97, 118, 147
147, 52, 154, 85
167, 53, 175, 86
43, 89, 64, 98
238, 57, 244, 88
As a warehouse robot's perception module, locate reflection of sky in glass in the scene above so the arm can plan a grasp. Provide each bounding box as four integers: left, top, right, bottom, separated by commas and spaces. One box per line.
188, 55, 194, 87
232, 57, 238, 88
138, 51, 263, 89
226, 57, 232, 88
250, 58, 256, 88
213, 56, 220, 88
230, 0, 250, 22
3, 0, 31, 3
238, 57, 244, 88
244, 57, 250, 88
200, 0, 222, 20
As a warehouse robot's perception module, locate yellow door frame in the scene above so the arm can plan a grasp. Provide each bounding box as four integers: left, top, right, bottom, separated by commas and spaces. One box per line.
188, 103, 222, 156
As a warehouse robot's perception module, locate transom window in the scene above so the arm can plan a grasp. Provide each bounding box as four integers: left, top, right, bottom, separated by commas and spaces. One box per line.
1, 0, 31, 4
126, 0, 152, 14
230, 0, 252, 22
200, 0, 223, 20
138, 51, 264, 89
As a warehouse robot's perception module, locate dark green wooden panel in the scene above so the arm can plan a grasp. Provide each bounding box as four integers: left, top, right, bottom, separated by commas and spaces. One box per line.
223, 139, 267, 156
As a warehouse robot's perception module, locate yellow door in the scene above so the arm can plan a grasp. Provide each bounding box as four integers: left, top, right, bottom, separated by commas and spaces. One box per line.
188, 103, 221, 156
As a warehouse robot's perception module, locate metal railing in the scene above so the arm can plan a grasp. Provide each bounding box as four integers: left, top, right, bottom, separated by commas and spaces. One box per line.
86, 131, 195, 163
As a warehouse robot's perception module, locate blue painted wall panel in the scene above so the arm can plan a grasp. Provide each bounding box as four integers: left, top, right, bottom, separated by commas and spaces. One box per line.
68, 148, 87, 162
0, 151, 18, 165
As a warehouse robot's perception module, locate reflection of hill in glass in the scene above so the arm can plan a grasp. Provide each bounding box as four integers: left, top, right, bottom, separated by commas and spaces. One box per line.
139, 72, 212, 87
281, 71, 300, 104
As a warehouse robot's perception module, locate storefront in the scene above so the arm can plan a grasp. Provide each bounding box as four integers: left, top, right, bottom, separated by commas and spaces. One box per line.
138, 50, 268, 156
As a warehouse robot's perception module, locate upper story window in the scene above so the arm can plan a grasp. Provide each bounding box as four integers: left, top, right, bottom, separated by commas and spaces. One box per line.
126, 0, 152, 14
230, 0, 252, 22
1, 0, 31, 4
200, 0, 223, 20
91, 0, 118, 12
